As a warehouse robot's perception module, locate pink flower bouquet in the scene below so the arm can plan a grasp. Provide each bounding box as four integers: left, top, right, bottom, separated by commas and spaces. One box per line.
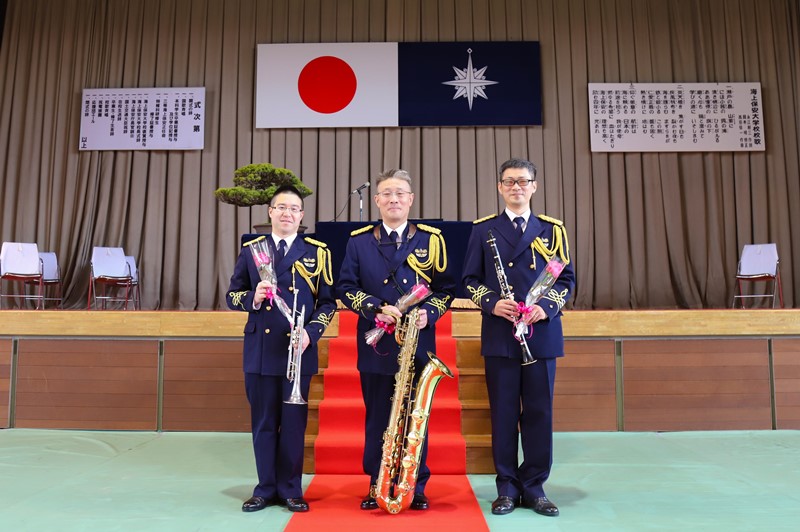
246, 237, 292, 323
364, 282, 433, 347
515, 256, 565, 340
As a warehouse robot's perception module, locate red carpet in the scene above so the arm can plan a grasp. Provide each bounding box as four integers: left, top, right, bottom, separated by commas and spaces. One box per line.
285, 474, 488, 531
313, 310, 466, 474
288, 311, 485, 529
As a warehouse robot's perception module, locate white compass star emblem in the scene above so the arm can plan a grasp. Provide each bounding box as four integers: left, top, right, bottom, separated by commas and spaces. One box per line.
442, 48, 499, 110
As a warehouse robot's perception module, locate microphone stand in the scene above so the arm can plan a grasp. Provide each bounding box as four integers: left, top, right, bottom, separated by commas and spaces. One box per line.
329, 184, 368, 223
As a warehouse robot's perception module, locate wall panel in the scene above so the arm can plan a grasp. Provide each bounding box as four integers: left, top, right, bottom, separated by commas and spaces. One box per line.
622, 339, 772, 431
0, 338, 11, 428
14, 339, 158, 430
774, 339, 800, 429
161, 339, 250, 432
555, 339, 617, 431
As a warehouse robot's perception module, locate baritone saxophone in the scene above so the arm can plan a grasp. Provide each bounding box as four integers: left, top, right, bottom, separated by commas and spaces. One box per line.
376, 307, 454, 514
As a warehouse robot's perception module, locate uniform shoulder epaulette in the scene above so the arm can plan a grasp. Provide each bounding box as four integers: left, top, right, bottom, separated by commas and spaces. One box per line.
303, 236, 327, 248
350, 224, 374, 236
537, 214, 564, 226
242, 235, 266, 247
416, 223, 441, 235
473, 214, 498, 224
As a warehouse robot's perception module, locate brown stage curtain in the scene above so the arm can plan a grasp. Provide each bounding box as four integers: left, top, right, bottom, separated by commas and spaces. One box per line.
0, 0, 798, 310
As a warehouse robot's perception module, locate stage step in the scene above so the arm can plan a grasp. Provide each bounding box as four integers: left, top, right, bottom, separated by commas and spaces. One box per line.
303, 389, 494, 474
302, 312, 495, 475
304, 435, 493, 474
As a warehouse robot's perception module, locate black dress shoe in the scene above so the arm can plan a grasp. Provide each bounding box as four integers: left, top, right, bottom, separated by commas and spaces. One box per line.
242, 496, 271, 512
360, 494, 378, 510
410, 493, 429, 510
361, 485, 379, 510
528, 496, 559, 517
491, 495, 517, 515
285, 498, 309, 512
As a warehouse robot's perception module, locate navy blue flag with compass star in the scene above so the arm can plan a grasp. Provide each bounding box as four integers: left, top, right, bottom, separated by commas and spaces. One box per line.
398, 41, 542, 127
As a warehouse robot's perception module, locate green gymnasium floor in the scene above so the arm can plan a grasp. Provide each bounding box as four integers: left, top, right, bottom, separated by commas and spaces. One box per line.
1, 429, 799, 531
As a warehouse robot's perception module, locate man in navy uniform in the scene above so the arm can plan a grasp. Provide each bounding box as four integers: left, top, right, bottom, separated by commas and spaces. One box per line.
338, 169, 455, 511
226, 185, 336, 513
462, 158, 575, 517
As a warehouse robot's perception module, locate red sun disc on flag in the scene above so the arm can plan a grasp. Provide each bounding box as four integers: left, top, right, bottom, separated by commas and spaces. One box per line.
297, 56, 357, 114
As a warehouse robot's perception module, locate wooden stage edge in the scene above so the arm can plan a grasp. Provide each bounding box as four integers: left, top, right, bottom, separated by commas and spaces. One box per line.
1, 305, 799, 338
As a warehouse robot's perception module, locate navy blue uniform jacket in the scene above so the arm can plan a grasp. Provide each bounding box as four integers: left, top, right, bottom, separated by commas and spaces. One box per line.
462, 214, 575, 359
226, 235, 337, 376
337, 223, 456, 374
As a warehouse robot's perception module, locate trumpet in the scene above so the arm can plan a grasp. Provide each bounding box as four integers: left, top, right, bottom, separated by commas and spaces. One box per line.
487, 230, 536, 365
285, 283, 307, 405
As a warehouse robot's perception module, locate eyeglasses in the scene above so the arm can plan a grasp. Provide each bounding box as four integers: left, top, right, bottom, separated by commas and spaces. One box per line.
271, 204, 303, 214
501, 178, 533, 187
377, 190, 412, 200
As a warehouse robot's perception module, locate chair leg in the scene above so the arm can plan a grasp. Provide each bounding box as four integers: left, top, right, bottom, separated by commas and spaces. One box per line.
37, 277, 43, 310
734, 279, 744, 309
772, 279, 777, 308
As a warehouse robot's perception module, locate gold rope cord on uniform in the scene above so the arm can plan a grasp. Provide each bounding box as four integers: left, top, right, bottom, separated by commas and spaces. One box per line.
467, 284, 493, 307
310, 308, 335, 329
531, 224, 570, 269
427, 295, 451, 317
546, 287, 569, 309
295, 247, 333, 296
345, 290, 370, 312
229, 290, 248, 310
407, 232, 447, 283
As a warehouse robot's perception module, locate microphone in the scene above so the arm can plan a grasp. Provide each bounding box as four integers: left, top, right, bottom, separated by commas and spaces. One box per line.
351, 182, 370, 194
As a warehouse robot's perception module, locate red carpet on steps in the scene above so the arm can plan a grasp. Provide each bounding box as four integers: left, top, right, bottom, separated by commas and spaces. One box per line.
288, 311, 486, 529
313, 310, 466, 475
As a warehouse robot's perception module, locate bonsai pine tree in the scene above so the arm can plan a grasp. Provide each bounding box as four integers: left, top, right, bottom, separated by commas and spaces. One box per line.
214, 163, 312, 206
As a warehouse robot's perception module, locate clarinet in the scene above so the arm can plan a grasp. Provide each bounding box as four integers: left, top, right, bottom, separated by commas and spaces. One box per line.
486, 230, 536, 365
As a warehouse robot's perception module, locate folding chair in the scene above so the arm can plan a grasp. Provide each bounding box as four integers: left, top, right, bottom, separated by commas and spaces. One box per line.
88, 247, 134, 310
32, 252, 64, 309
125, 255, 141, 310
0, 242, 44, 309
731, 243, 784, 308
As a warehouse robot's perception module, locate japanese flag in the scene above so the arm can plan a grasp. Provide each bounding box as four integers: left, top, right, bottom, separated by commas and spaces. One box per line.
256, 43, 399, 128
